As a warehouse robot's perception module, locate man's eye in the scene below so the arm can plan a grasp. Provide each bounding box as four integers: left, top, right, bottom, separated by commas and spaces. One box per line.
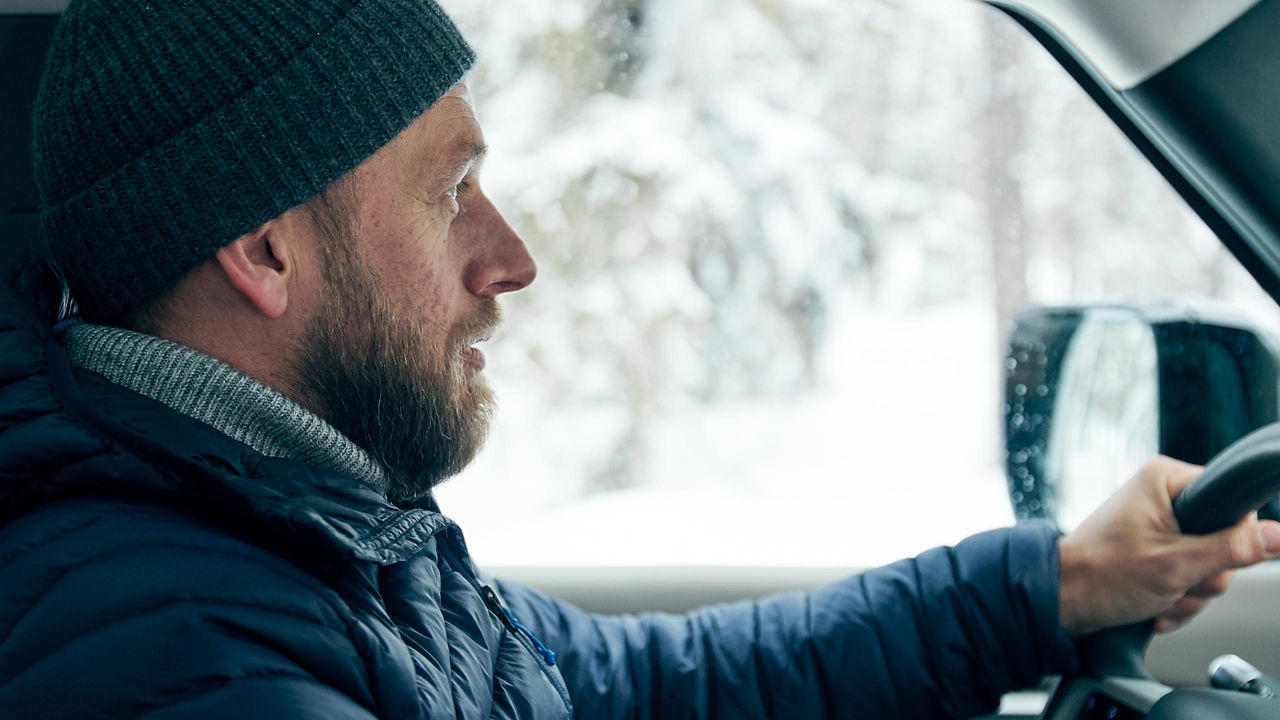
444, 181, 471, 210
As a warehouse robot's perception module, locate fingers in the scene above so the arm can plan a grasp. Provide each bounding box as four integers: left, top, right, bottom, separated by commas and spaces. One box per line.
1154, 594, 1209, 633
1187, 570, 1234, 599
1062, 456, 1274, 636
1175, 519, 1280, 581
1153, 455, 1204, 499
1221, 519, 1280, 569
1154, 569, 1247, 633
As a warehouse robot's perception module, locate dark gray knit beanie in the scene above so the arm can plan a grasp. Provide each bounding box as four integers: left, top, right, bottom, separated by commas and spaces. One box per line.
34, 0, 476, 323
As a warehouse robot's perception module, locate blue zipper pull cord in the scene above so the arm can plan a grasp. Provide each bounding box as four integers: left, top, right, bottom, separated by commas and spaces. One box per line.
482, 585, 557, 666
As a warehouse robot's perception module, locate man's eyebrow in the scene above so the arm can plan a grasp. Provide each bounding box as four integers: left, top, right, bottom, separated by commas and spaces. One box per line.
448, 141, 489, 178
430, 141, 488, 190
461, 141, 489, 166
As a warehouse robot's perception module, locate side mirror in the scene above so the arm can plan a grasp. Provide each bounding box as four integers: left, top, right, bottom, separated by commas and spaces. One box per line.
1004, 305, 1280, 531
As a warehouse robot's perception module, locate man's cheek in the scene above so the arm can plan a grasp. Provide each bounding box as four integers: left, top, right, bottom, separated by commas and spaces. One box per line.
401, 202, 455, 249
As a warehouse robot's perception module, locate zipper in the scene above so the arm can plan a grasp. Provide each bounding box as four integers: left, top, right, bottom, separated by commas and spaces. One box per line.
481, 584, 557, 666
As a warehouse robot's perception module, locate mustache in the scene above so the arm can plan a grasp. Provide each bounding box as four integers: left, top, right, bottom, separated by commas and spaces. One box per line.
449, 299, 502, 352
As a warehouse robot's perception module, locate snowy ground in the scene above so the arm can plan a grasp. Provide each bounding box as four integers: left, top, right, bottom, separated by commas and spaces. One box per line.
437, 300, 1017, 567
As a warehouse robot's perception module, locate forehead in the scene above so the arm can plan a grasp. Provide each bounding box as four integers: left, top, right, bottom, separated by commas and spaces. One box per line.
346, 81, 485, 191
400, 84, 485, 171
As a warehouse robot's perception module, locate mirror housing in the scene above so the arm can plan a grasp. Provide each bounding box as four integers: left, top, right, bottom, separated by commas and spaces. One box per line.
1004, 305, 1280, 531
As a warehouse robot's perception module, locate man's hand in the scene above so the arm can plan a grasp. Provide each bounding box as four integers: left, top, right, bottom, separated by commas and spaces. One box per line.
1058, 455, 1280, 636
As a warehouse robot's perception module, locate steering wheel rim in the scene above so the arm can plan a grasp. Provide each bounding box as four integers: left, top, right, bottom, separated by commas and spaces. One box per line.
1170, 423, 1280, 536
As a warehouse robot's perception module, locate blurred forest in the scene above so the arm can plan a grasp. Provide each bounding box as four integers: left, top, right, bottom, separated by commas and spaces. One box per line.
434, 0, 1273, 558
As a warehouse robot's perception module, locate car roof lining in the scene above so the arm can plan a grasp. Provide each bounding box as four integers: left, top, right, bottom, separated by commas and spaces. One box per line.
990, 0, 1261, 90
0, 0, 1261, 89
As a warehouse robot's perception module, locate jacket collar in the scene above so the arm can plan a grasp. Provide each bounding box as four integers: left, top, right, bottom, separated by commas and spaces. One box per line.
64, 321, 393, 490
0, 262, 458, 566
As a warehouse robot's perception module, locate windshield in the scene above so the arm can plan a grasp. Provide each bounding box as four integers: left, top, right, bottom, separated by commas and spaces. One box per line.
434, 0, 1280, 567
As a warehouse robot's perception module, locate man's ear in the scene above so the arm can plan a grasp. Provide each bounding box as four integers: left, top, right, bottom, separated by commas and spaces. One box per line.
215, 222, 291, 319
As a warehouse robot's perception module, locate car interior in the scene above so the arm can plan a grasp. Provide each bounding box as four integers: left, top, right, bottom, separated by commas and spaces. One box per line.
5, 0, 1280, 718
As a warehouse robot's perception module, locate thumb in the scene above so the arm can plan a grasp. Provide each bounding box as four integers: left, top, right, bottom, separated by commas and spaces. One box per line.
1191, 519, 1280, 574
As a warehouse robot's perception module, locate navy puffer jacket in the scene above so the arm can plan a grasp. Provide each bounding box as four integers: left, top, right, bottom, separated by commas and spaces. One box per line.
0, 266, 1076, 718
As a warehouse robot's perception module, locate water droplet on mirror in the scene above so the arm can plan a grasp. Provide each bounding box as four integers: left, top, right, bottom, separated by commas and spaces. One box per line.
1014, 384, 1027, 396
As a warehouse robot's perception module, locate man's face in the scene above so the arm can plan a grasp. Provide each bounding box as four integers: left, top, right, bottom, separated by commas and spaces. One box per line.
295, 82, 537, 504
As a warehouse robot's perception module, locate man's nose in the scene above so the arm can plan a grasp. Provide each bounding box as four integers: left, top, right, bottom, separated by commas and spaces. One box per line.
463, 197, 538, 297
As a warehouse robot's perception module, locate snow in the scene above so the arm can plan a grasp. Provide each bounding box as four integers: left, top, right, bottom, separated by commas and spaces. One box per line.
432, 0, 1280, 567
441, 300, 1016, 567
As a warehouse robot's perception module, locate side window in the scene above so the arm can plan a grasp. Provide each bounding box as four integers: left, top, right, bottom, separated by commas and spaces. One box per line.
435, 0, 1279, 566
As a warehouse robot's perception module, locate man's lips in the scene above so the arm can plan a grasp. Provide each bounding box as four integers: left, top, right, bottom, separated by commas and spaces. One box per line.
462, 327, 496, 371
462, 346, 486, 370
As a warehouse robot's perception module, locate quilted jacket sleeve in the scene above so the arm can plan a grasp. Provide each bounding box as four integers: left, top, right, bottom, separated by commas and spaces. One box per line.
496, 523, 1078, 719
0, 503, 382, 720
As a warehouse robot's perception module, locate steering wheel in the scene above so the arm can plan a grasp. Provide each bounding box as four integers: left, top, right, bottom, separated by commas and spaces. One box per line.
1040, 421, 1280, 719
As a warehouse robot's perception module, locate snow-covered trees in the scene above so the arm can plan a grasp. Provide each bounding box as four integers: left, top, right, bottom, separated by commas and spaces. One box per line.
435, 0, 1273, 565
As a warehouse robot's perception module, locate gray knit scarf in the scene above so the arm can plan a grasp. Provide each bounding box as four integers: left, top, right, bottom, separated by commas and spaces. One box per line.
63, 322, 389, 490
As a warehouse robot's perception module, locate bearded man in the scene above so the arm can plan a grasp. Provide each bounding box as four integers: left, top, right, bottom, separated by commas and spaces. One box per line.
1, 1, 1277, 718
